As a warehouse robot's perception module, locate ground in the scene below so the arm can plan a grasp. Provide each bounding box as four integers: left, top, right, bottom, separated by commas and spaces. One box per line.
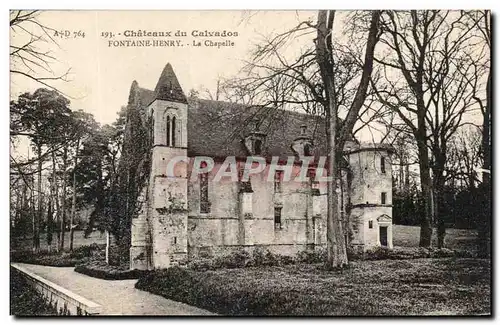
393, 225, 477, 250
13, 263, 214, 316
137, 257, 490, 315
11, 225, 476, 252
11, 225, 490, 315
11, 230, 106, 252
133, 225, 490, 316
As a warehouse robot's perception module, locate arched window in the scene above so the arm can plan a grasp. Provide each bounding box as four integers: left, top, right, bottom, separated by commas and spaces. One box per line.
172, 116, 176, 147
166, 116, 171, 147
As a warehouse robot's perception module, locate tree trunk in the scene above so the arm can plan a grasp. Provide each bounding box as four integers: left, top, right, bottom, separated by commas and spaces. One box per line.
434, 172, 446, 248
59, 146, 68, 251
417, 141, 433, 247
478, 56, 491, 257
34, 143, 42, 253
316, 10, 348, 269
69, 138, 80, 251
52, 151, 61, 252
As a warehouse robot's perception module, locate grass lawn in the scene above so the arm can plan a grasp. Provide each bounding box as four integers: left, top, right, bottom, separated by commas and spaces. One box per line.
136, 257, 491, 316
11, 230, 106, 252
393, 225, 477, 251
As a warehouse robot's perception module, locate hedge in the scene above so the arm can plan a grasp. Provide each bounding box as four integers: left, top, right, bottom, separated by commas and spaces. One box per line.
10, 243, 105, 267
183, 246, 475, 272
74, 261, 149, 280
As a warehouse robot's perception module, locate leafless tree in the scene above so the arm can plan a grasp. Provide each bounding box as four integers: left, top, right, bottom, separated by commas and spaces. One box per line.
316, 10, 381, 268
223, 11, 381, 268
10, 10, 70, 91
372, 10, 482, 247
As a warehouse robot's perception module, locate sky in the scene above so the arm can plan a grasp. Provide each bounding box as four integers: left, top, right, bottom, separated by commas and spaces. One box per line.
10, 9, 485, 153
10, 10, 318, 126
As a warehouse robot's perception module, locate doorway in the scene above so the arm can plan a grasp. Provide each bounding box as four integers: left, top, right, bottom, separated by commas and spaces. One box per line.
380, 226, 388, 247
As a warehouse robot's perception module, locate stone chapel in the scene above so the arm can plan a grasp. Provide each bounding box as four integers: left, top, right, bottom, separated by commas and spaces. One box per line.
125, 63, 394, 270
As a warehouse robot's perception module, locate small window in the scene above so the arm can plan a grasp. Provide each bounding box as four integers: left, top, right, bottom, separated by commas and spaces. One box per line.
304, 143, 312, 156
381, 156, 386, 174
274, 170, 283, 193
381, 192, 387, 205
254, 139, 262, 155
369, 220, 373, 229
274, 207, 282, 229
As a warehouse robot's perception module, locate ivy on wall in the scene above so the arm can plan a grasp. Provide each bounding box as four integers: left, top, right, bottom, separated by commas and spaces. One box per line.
104, 100, 152, 266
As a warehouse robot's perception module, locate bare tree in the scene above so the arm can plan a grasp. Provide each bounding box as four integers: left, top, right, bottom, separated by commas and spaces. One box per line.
223, 11, 380, 268
462, 10, 491, 256
446, 125, 482, 191
372, 10, 480, 247
10, 10, 70, 91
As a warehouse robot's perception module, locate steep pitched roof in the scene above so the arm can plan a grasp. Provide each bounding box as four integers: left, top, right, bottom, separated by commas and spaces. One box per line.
126, 65, 364, 162
151, 63, 188, 104
187, 99, 328, 161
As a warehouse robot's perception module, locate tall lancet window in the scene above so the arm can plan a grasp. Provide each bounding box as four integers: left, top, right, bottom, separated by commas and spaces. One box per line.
200, 161, 210, 213
171, 116, 176, 147
166, 116, 171, 147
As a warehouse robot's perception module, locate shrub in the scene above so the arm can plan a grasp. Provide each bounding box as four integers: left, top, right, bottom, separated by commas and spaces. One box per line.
296, 248, 327, 264
187, 248, 296, 271
74, 260, 149, 280
10, 267, 58, 315
347, 246, 475, 261
10, 244, 105, 267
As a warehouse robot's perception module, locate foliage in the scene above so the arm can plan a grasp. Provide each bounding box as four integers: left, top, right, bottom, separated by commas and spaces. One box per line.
136, 258, 490, 315
103, 97, 152, 266
185, 243, 474, 272
186, 248, 296, 271
74, 260, 149, 280
10, 267, 58, 316
348, 246, 475, 261
10, 243, 105, 267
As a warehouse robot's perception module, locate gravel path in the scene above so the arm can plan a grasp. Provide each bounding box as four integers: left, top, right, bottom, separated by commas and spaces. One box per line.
13, 263, 215, 316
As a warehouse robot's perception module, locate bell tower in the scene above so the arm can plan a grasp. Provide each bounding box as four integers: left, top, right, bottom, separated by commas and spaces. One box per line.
130, 63, 189, 269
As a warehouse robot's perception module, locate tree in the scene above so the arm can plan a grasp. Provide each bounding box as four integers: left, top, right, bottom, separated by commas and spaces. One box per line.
11, 88, 72, 252
316, 10, 381, 268
68, 110, 98, 250
464, 10, 491, 256
373, 10, 481, 247
73, 123, 121, 238
223, 11, 380, 268
46, 197, 54, 251
10, 10, 70, 92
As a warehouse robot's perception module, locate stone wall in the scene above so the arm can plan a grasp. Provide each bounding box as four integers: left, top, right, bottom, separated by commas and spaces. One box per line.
185, 160, 335, 257
11, 263, 102, 315
347, 145, 394, 250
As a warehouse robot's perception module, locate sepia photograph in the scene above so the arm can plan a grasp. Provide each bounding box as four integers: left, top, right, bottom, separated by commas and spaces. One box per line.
9, 9, 492, 316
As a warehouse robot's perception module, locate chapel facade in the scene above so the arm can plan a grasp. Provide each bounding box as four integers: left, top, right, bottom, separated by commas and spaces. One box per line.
126, 63, 394, 270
